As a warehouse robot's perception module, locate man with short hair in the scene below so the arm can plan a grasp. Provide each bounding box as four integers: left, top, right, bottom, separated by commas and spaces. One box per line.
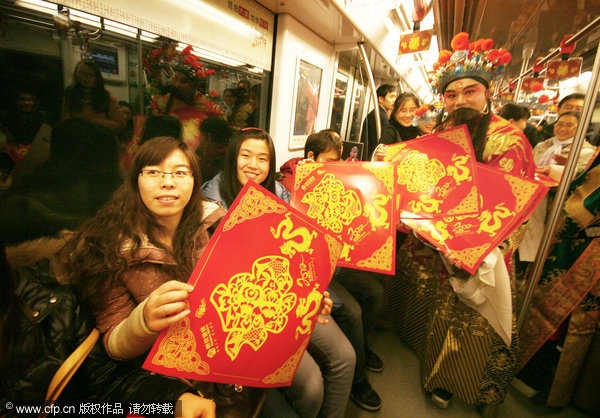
361, 84, 397, 159
539, 93, 585, 140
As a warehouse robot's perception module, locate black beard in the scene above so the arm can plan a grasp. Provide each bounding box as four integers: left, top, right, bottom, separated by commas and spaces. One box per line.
437, 107, 491, 162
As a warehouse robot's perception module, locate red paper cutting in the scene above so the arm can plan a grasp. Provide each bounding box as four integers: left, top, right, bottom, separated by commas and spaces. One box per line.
143, 182, 342, 387
384, 125, 481, 219
401, 163, 549, 274
290, 162, 397, 274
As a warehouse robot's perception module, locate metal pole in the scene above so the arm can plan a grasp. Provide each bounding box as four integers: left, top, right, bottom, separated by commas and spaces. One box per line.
137, 29, 144, 115
358, 41, 381, 152
517, 40, 600, 331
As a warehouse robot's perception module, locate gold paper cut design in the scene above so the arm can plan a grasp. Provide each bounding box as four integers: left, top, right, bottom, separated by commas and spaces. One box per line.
301, 173, 362, 233
505, 175, 541, 213
325, 234, 344, 276
477, 203, 514, 237
363, 192, 391, 231
438, 129, 473, 155
408, 194, 442, 214
446, 154, 472, 184
364, 164, 395, 194
397, 150, 446, 193
263, 337, 310, 384
210, 256, 298, 360
294, 163, 322, 191
295, 286, 323, 339
356, 236, 394, 271
151, 316, 210, 375
447, 185, 479, 215
271, 213, 318, 257
224, 187, 287, 231
453, 243, 491, 270
195, 299, 207, 318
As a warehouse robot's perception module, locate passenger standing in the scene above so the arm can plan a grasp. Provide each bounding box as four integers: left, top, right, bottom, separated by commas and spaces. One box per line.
360, 84, 397, 160
147, 45, 224, 151
226, 87, 254, 131
378, 92, 421, 145
496, 102, 541, 147
515, 150, 600, 412
539, 93, 585, 141
202, 129, 355, 418
382, 32, 536, 410
62, 59, 125, 135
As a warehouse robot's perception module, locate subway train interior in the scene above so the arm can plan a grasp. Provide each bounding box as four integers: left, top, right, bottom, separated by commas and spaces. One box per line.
1, 0, 600, 417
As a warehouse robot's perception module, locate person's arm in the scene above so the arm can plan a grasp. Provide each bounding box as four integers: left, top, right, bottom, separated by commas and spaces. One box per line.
105, 280, 194, 360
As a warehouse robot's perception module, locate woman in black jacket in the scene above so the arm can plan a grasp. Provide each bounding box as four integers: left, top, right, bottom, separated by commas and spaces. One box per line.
0, 239, 216, 417
378, 92, 421, 145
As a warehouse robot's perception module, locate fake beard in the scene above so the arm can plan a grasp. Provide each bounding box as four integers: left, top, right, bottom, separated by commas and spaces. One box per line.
436, 107, 491, 162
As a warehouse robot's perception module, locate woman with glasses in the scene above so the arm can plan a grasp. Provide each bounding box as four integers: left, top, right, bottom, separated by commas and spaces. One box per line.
378, 92, 422, 146
533, 111, 595, 181
519, 111, 596, 281
202, 128, 356, 418
59, 136, 223, 416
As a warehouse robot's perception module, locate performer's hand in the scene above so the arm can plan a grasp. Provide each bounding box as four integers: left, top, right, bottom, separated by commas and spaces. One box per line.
144, 280, 193, 332
178, 392, 216, 418
317, 290, 333, 324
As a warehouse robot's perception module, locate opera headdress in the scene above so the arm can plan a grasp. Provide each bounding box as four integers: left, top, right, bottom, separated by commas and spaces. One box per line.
431, 32, 512, 94
412, 104, 441, 126
172, 45, 215, 84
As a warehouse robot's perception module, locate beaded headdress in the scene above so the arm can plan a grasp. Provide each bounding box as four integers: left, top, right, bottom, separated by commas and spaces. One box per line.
431, 32, 512, 94
172, 45, 215, 84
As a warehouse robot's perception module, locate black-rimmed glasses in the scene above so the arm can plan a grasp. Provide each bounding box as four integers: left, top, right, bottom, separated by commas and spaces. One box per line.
139, 169, 193, 179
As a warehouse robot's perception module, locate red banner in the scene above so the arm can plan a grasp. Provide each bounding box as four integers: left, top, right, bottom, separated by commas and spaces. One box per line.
383, 125, 481, 219
401, 163, 549, 273
546, 58, 582, 80
399, 29, 433, 54
291, 162, 397, 274
143, 182, 342, 387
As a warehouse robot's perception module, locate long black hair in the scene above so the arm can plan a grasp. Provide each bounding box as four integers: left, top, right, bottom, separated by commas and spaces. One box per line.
63, 59, 110, 116
219, 128, 277, 208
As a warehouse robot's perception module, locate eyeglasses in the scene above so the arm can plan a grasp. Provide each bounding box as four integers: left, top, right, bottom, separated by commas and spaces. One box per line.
139, 169, 193, 179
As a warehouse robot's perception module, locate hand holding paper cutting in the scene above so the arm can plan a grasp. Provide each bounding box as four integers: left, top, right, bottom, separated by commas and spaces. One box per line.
144, 280, 194, 332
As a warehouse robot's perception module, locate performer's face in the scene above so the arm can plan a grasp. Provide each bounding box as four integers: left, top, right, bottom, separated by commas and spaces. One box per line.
170, 71, 196, 102
443, 79, 489, 114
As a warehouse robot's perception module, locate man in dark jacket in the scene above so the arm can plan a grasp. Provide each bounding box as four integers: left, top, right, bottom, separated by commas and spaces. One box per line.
360, 84, 397, 160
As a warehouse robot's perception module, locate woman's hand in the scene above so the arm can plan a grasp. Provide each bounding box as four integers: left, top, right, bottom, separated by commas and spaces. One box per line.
143, 280, 194, 332
317, 290, 333, 324
178, 392, 216, 418
552, 153, 567, 165
535, 165, 551, 176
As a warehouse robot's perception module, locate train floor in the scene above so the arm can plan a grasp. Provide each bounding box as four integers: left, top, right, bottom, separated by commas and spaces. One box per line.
344, 328, 594, 418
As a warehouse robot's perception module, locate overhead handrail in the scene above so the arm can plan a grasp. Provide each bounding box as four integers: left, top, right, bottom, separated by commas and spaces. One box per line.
500, 16, 600, 94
